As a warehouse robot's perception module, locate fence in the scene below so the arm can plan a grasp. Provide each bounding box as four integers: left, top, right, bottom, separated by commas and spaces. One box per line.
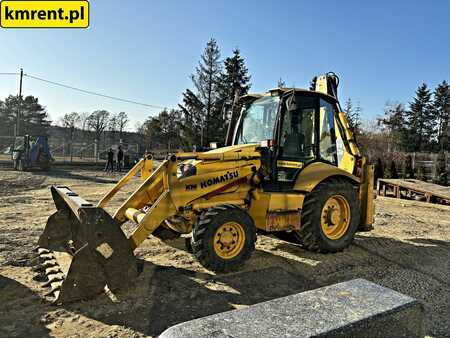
376, 151, 449, 181
49, 141, 141, 163
0, 134, 141, 166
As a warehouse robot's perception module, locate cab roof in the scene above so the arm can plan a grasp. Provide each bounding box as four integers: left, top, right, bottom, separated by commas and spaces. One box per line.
240, 87, 338, 104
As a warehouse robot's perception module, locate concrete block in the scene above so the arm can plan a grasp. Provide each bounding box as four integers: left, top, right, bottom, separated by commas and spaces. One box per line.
159, 278, 424, 338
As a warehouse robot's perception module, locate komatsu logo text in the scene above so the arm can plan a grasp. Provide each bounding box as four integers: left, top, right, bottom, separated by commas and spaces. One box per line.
200, 170, 239, 189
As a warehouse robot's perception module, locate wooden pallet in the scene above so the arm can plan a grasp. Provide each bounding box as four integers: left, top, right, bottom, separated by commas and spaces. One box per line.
377, 179, 450, 205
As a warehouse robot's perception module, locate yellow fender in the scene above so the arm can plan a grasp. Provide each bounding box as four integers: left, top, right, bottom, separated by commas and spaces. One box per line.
293, 162, 360, 192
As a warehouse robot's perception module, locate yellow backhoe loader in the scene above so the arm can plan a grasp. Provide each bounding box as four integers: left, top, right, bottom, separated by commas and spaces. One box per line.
34, 73, 374, 303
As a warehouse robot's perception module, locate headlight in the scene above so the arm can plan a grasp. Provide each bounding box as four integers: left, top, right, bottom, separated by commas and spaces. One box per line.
177, 163, 197, 178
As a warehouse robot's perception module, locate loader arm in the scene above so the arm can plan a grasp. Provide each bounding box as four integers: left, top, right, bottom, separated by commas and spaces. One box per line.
98, 154, 154, 208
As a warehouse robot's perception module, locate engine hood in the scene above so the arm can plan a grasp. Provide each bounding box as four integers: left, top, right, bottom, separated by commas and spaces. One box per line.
178, 143, 260, 178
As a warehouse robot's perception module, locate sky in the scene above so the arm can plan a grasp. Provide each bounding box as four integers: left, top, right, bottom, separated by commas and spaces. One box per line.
1, 0, 449, 130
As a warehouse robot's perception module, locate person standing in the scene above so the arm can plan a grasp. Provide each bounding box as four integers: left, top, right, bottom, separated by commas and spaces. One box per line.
117, 145, 124, 172
105, 148, 114, 172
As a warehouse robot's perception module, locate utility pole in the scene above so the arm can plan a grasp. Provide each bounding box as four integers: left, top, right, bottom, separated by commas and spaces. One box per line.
16, 68, 23, 137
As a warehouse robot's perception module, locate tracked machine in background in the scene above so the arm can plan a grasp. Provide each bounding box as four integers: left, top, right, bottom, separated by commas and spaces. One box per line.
34, 73, 375, 303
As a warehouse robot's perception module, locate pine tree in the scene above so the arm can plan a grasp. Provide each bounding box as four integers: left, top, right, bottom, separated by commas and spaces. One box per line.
190, 38, 222, 147
343, 98, 361, 135
219, 48, 251, 101
433, 80, 450, 151
343, 98, 353, 118
0, 95, 50, 136
379, 102, 407, 152
216, 48, 251, 144
0, 96, 17, 136
278, 78, 287, 88
179, 41, 252, 148
20, 95, 50, 135
178, 89, 204, 148
351, 101, 363, 135
406, 84, 434, 151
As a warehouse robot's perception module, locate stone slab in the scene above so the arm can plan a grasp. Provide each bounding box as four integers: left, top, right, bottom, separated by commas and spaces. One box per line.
159, 278, 424, 338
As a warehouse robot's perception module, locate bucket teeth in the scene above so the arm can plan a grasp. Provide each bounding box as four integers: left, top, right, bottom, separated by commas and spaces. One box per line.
42, 260, 58, 268
42, 274, 64, 288
33, 272, 48, 282
44, 266, 63, 275
36, 202, 138, 303
32, 265, 45, 273
32, 260, 58, 272
32, 245, 66, 299
29, 254, 52, 267
37, 247, 50, 254
45, 282, 63, 297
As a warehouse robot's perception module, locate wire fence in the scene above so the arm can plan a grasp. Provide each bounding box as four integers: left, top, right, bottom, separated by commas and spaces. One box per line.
0, 135, 141, 165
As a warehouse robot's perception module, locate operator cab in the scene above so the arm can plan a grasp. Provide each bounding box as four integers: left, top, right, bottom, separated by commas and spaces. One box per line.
233, 88, 346, 190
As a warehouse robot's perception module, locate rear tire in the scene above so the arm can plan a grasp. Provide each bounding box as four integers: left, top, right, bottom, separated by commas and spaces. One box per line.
295, 178, 360, 253
192, 204, 256, 272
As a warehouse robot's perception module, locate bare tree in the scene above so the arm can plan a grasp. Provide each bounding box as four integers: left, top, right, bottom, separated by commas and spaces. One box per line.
117, 111, 129, 141
87, 110, 110, 160
108, 114, 119, 143
78, 112, 90, 137
61, 112, 80, 162
134, 121, 144, 134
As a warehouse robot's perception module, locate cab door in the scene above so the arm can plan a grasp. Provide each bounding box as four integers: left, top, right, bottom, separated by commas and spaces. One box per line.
270, 93, 338, 190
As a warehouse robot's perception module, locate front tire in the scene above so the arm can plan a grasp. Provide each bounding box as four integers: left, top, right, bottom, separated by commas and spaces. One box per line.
295, 178, 360, 253
192, 205, 256, 272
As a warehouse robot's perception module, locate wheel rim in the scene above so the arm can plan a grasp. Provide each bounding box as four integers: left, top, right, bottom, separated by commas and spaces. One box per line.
213, 221, 245, 259
320, 195, 350, 240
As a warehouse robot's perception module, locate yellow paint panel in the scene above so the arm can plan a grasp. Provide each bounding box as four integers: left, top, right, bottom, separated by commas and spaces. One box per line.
141, 155, 154, 181
266, 211, 301, 231
277, 160, 304, 169
268, 193, 304, 212
294, 162, 359, 192
359, 163, 375, 226
0, 1, 89, 28
248, 192, 270, 230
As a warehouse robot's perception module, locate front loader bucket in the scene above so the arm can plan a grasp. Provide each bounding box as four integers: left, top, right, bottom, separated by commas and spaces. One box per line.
34, 186, 138, 303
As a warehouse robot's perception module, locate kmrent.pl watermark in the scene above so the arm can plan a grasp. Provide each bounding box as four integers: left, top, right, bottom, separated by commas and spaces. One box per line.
0, 0, 89, 28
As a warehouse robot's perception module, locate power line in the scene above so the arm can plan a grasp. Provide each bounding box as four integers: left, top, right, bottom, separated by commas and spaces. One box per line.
23, 73, 166, 110
0, 72, 20, 75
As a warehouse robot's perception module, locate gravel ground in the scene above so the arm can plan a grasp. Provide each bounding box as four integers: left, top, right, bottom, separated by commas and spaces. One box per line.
0, 167, 449, 337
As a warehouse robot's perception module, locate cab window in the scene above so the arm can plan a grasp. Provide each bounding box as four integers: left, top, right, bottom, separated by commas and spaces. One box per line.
277, 95, 316, 182
319, 99, 338, 165
279, 96, 316, 162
